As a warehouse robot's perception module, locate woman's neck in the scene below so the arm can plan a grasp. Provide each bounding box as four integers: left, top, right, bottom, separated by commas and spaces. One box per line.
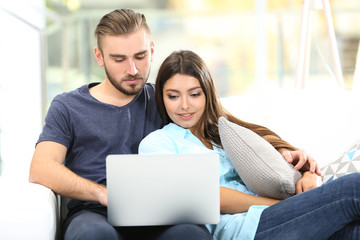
190, 128, 213, 150
200, 138, 213, 150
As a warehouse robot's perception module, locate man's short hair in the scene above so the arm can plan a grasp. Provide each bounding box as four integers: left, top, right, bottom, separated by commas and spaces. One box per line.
94, 9, 150, 51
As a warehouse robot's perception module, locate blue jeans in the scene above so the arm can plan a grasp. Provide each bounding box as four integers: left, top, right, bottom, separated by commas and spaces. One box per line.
255, 173, 360, 240
63, 206, 212, 240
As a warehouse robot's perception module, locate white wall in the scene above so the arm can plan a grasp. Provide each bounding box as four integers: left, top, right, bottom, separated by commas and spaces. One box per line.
221, 89, 360, 169
0, 0, 44, 179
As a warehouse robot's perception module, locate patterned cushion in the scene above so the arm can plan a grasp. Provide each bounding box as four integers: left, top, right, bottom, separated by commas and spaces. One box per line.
218, 117, 302, 199
321, 143, 360, 183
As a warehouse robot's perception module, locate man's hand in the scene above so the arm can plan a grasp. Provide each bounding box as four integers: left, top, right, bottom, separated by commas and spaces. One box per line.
279, 148, 321, 176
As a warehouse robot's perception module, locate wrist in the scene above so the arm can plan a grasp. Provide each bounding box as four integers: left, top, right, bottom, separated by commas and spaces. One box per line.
94, 184, 107, 206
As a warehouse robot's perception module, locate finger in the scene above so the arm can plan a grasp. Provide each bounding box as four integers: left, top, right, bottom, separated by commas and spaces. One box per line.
293, 152, 307, 171
307, 155, 321, 176
315, 164, 322, 176
282, 150, 293, 163
305, 154, 321, 176
306, 156, 316, 174
289, 150, 302, 165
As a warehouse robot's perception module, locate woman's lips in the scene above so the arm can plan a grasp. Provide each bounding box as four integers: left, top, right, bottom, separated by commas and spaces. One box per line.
178, 113, 194, 120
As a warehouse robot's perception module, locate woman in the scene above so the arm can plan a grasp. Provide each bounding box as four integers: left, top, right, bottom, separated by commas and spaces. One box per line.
139, 50, 360, 239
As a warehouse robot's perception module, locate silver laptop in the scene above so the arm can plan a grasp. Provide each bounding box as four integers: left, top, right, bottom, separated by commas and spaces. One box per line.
106, 153, 220, 226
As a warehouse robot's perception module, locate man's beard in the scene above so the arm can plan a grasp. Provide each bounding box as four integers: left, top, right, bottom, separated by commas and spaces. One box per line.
104, 63, 149, 96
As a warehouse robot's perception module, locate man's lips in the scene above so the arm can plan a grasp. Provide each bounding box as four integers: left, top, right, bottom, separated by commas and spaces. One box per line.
124, 78, 141, 84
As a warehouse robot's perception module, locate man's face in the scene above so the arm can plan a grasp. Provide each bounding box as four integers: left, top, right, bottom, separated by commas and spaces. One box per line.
95, 28, 154, 96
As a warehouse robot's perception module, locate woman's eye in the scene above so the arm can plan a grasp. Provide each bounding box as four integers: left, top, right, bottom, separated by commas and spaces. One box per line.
167, 94, 178, 99
191, 92, 201, 97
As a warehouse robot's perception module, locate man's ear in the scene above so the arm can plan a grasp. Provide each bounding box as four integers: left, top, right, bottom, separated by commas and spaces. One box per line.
150, 41, 154, 62
94, 46, 104, 67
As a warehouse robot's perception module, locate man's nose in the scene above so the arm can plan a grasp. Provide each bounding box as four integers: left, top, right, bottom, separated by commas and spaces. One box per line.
126, 59, 139, 76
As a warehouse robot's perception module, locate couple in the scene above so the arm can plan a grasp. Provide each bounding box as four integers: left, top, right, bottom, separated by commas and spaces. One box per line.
29, 8, 360, 240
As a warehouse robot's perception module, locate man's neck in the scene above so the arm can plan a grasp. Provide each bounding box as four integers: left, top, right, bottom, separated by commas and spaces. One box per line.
89, 80, 137, 107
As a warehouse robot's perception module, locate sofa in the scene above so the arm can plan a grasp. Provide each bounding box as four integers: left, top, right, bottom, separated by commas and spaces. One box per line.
0, 89, 359, 240
0, 171, 58, 240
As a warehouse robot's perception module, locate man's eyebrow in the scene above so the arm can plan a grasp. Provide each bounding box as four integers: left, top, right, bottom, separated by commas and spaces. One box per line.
109, 54, 125, 58
109, 50, 148, 58
135, 50, 148, 56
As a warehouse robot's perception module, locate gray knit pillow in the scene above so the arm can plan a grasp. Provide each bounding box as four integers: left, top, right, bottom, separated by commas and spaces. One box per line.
218, 117, 302, 199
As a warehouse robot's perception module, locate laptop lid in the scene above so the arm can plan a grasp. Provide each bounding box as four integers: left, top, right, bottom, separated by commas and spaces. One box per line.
106, 153, 220, 226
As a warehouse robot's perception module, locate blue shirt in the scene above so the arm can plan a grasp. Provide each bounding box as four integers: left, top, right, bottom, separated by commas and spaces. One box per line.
38, 82, 163, 211
139, 123, 267, 240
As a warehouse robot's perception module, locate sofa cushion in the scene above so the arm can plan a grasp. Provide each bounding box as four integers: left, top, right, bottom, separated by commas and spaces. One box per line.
218, 117, 302, 199
321, 143, 360, 183
0, 178, 58, 240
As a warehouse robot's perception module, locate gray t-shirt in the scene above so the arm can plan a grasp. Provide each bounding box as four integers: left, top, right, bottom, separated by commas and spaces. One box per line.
37, 82, 163, 211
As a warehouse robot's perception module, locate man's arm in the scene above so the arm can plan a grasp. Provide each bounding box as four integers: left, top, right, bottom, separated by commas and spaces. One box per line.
29, 141, 107, 206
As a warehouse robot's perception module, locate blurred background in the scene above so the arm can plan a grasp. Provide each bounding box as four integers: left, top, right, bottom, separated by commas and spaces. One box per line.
0, 0, 359, 176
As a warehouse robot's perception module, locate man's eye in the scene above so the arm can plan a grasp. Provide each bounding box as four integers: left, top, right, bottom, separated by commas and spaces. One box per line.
114, 59, 124, 63
135, 54, 146, 60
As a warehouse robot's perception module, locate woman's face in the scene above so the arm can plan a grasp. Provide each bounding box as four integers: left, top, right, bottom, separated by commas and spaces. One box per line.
163, 73, 206, 132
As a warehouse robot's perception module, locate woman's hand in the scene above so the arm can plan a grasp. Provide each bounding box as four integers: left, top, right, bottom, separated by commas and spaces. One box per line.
278, 148, 321, 176
296, 171, 320, 194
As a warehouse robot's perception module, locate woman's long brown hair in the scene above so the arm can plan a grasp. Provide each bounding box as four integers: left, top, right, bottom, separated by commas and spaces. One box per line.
155, 50, 297, 151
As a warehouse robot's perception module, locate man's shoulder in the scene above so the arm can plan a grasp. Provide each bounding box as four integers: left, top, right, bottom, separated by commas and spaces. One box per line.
144, 82, 155, 89
53, 83, 93, 103
142, 83, 156, 95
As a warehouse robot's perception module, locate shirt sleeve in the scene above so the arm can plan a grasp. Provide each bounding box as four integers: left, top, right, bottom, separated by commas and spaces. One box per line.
37, 98, 72, 148
138, 129, 178, 154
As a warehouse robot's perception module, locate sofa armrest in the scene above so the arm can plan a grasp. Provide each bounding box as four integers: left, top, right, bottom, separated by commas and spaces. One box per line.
0, 179, 58, 240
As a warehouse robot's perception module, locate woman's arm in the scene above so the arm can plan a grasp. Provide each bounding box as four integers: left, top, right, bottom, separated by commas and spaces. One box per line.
220, 187, 280, 214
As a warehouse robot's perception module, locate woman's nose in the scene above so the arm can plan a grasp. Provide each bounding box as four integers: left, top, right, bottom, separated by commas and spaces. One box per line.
181, 97, 189, 110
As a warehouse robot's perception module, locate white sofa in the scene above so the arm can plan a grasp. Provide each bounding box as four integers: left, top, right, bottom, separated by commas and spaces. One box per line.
0, 172, 58, 240
0, 89, 359, 240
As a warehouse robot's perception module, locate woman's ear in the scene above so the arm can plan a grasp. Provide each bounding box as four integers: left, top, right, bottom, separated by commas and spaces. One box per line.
94, 47, 104, 67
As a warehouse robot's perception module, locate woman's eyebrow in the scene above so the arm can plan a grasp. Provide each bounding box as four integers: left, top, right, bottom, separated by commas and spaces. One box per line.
165, 89, 180, 93
165, 86, 201, 92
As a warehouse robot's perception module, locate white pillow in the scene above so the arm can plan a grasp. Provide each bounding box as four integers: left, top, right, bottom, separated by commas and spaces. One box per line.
218, 117, 302, 199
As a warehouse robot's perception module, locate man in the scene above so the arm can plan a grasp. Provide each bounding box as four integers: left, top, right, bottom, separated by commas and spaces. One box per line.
29, 9, 212, 240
